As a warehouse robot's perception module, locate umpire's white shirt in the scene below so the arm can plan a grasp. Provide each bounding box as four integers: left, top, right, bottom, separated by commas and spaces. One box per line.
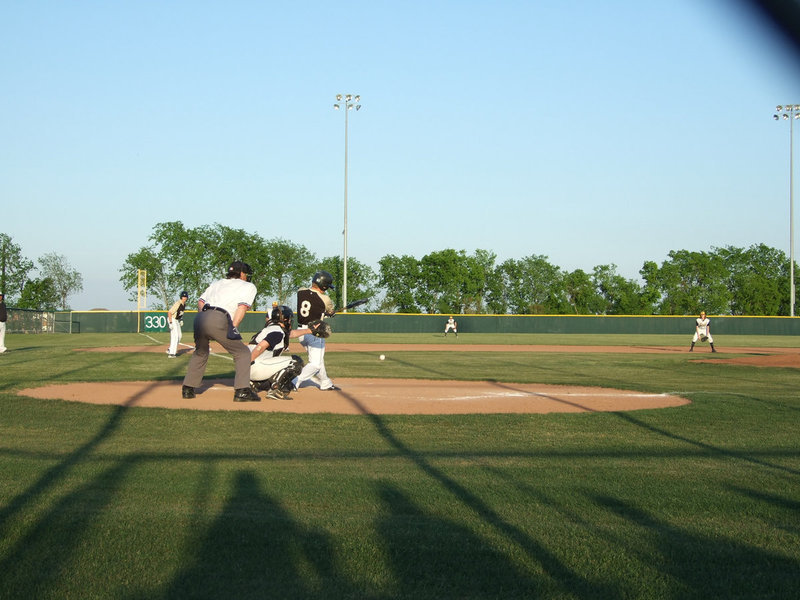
200, 279, 257, 316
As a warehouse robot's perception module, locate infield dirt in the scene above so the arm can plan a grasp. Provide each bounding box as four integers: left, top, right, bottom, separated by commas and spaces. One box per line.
19, 343, 799, 414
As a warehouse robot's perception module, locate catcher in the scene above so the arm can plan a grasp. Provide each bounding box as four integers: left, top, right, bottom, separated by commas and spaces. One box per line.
249, 305, 306, 400
292, 270, 339, 391
690, 310, 717, 352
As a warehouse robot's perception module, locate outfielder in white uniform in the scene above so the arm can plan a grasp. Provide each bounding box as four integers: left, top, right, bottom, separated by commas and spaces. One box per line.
167, 291, 188, 357
249, 305, 305, 400
444, 316, 458, 337
292, 270, 338, 391
690, 311, 717, 352
0, 292, 7, 353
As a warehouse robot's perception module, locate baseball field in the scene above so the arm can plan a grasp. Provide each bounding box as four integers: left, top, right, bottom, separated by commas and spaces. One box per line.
1, 332, 799, 599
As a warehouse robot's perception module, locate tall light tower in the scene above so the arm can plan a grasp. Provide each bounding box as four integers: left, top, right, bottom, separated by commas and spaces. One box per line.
333, 94, 361, 311
774, 105, 800, 317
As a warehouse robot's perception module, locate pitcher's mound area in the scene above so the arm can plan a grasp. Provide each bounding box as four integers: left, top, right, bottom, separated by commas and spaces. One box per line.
20, 378, 689, 415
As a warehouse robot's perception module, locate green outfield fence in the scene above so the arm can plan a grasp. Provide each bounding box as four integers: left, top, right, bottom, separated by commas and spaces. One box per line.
5, 309, 800, 336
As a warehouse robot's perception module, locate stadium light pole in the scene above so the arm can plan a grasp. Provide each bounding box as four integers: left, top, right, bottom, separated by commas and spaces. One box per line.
774, 104, 800, 317
333, 94, 361, 311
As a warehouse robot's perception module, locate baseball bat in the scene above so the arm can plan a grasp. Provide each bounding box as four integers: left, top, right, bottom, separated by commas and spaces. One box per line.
329, 298, 369, 317
343, 298, 368, 310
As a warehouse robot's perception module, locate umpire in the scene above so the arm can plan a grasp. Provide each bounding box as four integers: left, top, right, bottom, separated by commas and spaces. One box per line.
182, 260, 260, 402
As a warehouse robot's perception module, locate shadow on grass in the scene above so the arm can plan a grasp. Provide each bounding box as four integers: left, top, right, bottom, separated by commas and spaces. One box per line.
335, 390, 613, 599
2, 371, 798, 599
611, 410, 800, 477
0, 379, 160, 595
159, 471, 350, 599
374, 482, 544, 598
591, 493, 800, 598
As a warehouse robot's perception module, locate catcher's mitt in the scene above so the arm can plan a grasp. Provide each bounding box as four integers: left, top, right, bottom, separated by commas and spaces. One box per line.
308, 319, 332, 338
700, 335, 709, 342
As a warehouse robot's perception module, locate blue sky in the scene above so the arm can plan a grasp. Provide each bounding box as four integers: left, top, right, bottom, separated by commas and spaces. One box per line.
2, 1, 800, 310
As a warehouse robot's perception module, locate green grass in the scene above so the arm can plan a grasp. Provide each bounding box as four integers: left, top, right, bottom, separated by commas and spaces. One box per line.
1, 333, 799, 599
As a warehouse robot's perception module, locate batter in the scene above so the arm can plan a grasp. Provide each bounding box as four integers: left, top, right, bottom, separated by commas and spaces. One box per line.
292, 270, 338, 391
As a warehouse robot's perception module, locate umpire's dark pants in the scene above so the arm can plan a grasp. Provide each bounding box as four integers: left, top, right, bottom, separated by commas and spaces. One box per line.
183, 309, 251, 390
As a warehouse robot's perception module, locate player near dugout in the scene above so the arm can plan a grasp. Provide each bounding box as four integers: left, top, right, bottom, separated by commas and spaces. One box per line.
166, 290, 188, 358
690, 310, 717, 352
0, 292, 7, 353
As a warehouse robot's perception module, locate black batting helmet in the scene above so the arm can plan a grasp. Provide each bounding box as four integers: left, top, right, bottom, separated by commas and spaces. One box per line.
312, 270, 334, 291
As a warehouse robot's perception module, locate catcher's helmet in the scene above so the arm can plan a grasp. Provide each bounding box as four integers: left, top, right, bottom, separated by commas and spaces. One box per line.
312, 270, 335, 291
268, 305, 293, 327
227, 260, 253, 281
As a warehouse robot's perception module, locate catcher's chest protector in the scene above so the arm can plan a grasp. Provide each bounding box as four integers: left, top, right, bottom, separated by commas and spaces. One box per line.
297, 289, 327, 325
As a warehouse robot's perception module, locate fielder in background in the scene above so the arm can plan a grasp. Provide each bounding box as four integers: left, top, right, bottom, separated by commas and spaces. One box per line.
249, 305, 305, 400
690, 310, 717, 352
292, 270, 339, 391
166, 290, 189, 358
0, 292, 7, 353
181, 260, 260, 402
444, 316, 458, 337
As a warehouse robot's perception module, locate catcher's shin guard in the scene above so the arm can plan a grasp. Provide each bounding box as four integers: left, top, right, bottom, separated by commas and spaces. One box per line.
274, 355, 305, 393
251, 380, 272, 392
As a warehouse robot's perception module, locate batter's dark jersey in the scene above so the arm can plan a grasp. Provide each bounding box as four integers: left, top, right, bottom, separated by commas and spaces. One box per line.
297, 288, 329, 325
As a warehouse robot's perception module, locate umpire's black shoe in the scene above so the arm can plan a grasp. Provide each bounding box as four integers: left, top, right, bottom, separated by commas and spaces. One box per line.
182, 385, 195, 399
234, 387, 261, 402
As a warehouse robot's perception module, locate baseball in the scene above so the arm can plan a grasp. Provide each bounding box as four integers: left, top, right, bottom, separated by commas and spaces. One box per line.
379, 354, 385, 361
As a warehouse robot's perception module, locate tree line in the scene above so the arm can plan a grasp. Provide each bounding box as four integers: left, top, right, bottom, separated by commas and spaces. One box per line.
2, 225, 796, 315
0, 233, 83, 310
378, 245, 795, 316
119, 222, 796, 316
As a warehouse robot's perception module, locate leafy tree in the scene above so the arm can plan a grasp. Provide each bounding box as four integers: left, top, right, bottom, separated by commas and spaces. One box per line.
319, 256, 377, 311
17, 277, 59, 310
644, 249, 731, 315
263, 239, 317, 306
499, 255, 565, 314
204, 224, 271, 302
0, 233, 34, 301
120, 246, 168, 308
152, 221, 219, 305
38, 252, 83, 310
121, 222, 205, 309
591, 264, 652, 315
378, 254, 421, 313
417, 249, 472, 314
717, 244, 791, 315
563, 268, 604, 314
120, 221, 300, 310
462, 249, 500, 314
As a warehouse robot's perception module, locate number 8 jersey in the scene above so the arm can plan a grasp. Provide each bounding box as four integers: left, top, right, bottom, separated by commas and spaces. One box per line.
297, 287, 335, 325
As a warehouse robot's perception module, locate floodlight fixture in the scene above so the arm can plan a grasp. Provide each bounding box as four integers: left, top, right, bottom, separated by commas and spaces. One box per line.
333, 93, 364, 311
773, 103, 799, 316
